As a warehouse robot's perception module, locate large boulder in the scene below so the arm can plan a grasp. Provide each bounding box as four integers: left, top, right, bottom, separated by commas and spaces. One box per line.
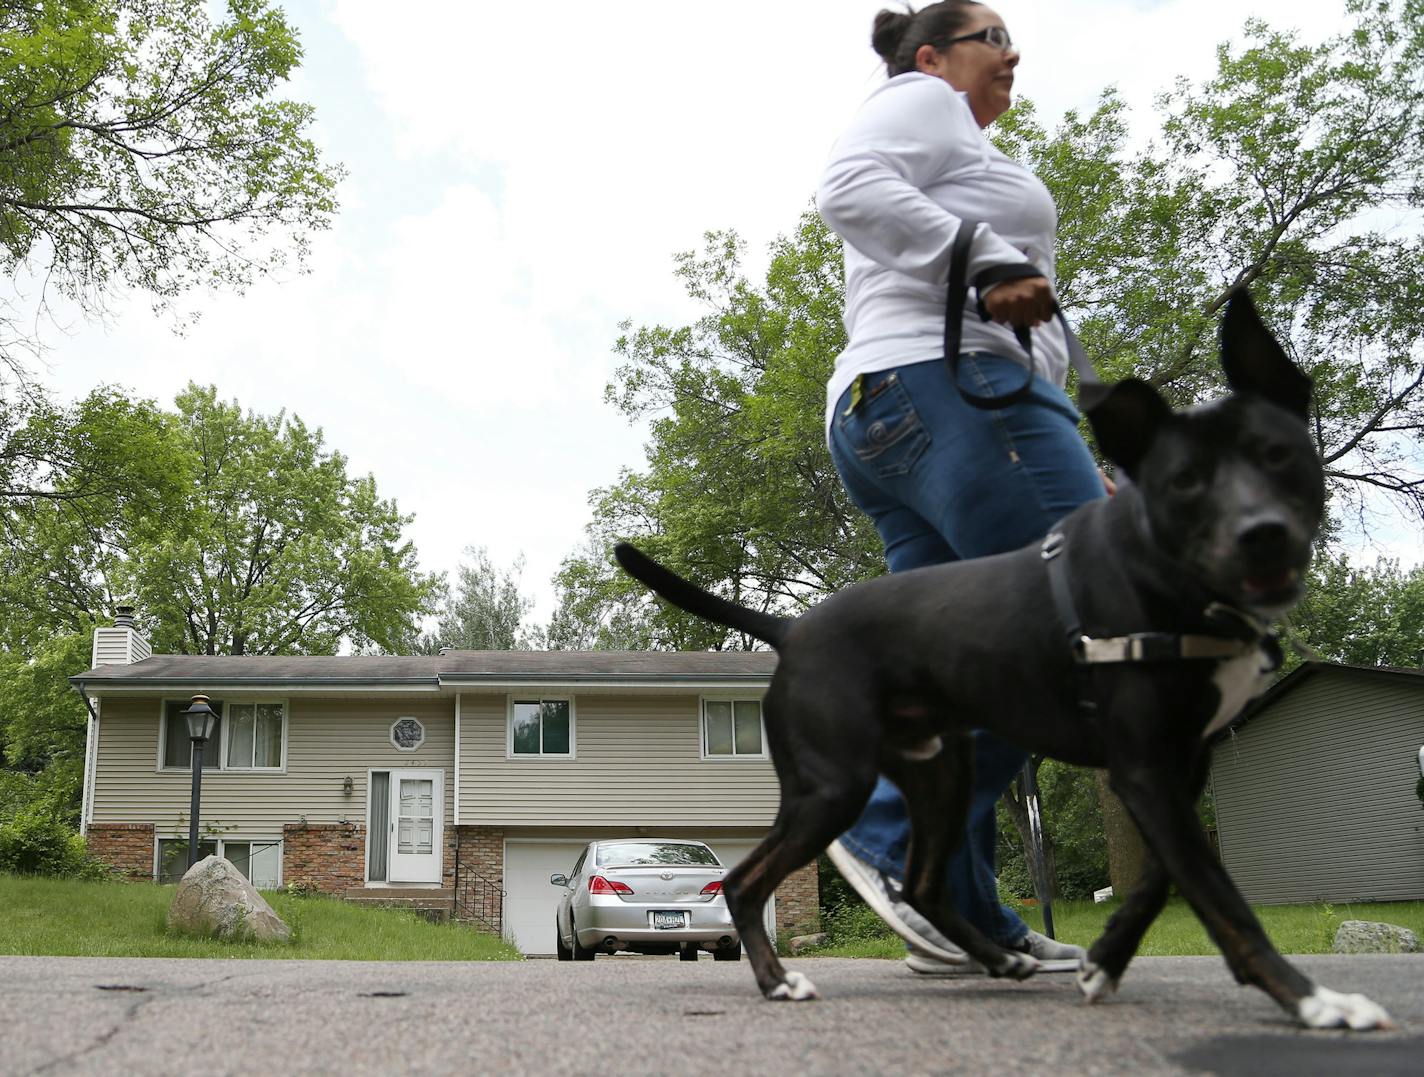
788, 932, 828, 954
1332, 920, 1420, 955
167, 855, 292, 943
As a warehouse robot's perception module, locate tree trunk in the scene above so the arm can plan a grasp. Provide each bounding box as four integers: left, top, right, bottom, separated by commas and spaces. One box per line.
1096, 770, 1147, 896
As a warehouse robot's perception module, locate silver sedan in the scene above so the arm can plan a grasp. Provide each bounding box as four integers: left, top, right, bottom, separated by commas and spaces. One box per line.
551, 838, 741, 961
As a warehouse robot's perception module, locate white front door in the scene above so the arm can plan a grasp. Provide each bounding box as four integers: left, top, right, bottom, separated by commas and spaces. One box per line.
387, 769, 442, 883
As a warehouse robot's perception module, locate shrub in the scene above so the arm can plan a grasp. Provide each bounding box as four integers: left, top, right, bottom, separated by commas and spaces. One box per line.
821, 898, 896, 946
0, 812, 105, 878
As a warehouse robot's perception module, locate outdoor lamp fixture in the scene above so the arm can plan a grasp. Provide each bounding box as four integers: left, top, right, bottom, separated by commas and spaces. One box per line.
342, 776, 354, 794
182, 695, 218, 870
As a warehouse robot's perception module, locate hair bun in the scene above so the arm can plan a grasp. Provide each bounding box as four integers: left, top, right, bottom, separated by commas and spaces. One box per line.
871, 9, 914, 63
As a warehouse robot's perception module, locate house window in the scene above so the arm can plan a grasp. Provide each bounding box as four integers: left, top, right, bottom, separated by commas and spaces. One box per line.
702, 699, 765, 758
390, 717, 425, 751
161, 700, 226, 769
226, 703, 284, 769
157, 838, 281, 888
509, 699, 573, 756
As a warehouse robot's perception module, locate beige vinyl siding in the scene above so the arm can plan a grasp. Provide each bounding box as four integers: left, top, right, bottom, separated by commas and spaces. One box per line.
1210, 672, 1424, 904
91, 697, 455, 835
459, 692, 780, 826
91, 627, 150, 666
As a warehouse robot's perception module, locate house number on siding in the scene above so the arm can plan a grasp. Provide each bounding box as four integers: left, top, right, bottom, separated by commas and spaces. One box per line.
391, 718, 425, 751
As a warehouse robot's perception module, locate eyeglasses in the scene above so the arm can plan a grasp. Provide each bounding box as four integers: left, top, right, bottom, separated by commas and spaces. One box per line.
944, 26, 1016, 53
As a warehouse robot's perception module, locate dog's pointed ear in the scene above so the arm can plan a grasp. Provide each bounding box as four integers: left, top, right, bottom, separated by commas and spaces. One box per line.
1087, 378, 1172, 477
1220, 289, 1312, 419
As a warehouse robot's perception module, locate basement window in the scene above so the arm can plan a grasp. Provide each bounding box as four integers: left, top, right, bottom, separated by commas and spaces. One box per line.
157, 838, 281, 888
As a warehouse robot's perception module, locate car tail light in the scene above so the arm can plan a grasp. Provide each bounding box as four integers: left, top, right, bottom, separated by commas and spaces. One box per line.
589, 875, 634, 895
700, 881, 723, 896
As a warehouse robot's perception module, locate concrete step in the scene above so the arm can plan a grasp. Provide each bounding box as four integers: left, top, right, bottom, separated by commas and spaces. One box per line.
343, 887, 453, 906
343, 888, 455, 924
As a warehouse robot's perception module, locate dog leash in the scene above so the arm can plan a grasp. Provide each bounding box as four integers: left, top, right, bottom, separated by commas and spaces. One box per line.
945, 221, 1111, 413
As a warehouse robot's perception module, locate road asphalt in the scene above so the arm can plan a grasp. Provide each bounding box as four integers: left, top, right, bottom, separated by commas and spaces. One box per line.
0, 953, 1419, 1075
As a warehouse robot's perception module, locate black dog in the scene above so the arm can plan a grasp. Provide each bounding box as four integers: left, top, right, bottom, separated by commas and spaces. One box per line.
615, 291, 1392, 1030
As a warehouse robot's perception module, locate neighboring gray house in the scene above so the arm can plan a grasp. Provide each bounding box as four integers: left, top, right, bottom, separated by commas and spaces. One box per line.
1210, 662, 1424, 905
70, 615, 818, 955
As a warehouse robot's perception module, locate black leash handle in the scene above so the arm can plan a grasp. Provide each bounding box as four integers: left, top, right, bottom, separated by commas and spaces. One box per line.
945, 221, 1105, 412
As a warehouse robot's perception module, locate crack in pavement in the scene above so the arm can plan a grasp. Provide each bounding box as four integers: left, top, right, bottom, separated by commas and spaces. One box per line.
24, 971, 262, 1076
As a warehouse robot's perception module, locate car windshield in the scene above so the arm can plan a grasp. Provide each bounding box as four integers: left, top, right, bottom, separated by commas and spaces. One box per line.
595, 842, 721, 867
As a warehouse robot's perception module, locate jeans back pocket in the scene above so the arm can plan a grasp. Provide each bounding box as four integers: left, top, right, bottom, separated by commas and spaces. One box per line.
836, 372, 930, 478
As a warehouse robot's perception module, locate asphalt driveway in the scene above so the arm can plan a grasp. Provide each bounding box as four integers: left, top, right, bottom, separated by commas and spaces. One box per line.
1, 953, 1420, 1075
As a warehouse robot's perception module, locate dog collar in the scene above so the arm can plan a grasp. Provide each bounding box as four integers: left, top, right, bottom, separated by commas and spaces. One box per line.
1040, 531, 1282, 670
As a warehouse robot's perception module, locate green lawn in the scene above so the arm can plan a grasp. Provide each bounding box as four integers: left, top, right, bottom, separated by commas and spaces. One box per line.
0, 874, 522, 961
814, 896, 1424, 959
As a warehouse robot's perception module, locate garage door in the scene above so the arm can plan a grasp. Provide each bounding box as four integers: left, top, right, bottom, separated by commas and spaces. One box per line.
503, 837, 776, 955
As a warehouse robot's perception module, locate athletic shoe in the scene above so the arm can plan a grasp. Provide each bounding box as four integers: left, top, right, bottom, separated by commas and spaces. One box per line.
826, 840, 974, 966
1010, 929, 1086, 972
906, 929, 1086, 975
905, 947, 985, 976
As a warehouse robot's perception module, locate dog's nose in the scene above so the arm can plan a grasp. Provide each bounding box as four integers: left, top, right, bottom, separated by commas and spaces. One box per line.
1237, 520, 1291, 563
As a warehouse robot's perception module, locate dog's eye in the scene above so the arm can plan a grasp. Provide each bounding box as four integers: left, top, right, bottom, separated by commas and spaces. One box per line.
1169, 468, 1205, 494
1262, 444, 1293, 468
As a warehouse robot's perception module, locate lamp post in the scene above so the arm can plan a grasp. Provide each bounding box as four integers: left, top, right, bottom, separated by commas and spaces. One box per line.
182, 695, 218, 870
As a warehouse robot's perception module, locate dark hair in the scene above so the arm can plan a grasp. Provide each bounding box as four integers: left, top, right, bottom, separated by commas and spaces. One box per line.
872, 2, 983, 76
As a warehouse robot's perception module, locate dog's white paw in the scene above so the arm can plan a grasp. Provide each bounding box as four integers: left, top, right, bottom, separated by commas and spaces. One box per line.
769, 971, 819, 1002
1076, 960, 1118, 1004
1297, 986, 1393, 1030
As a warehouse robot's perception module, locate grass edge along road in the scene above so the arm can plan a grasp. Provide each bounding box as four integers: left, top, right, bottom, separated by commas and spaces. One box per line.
0, 874, 521, 960
809, 895, 1424, 959
3, 874, 1421, 961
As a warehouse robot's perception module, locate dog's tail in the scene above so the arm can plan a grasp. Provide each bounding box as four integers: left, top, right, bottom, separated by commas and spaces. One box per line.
614, 543, 791, 649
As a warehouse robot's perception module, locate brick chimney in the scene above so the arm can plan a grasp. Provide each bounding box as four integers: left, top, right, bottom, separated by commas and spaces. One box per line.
92, 605, 152, 666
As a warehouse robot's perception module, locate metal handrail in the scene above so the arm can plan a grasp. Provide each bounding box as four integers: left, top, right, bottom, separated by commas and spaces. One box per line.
453, 860, 505, 935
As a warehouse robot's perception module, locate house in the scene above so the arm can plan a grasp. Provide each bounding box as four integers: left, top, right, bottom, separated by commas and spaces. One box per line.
70, 612, 818, 954
1209, 662, 1424, 905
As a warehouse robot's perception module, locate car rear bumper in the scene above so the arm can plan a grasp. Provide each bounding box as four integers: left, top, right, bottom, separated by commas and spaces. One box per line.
574, 899, 738, 949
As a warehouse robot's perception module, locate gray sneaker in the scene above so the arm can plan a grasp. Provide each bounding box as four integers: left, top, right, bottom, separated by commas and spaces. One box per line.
825, 840, 973, 966
1009, 929, 1086, 972
905, 947, 985, 976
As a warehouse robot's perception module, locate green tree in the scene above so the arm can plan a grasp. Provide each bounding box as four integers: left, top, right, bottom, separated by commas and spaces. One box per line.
1291, 553, 1424, 667
2, 382, 438, 656
423, 546, 539, 652
0, 0, 342, 382
121, 384, 438, 656
0, 387, 185, 650
0, 632, 92, 826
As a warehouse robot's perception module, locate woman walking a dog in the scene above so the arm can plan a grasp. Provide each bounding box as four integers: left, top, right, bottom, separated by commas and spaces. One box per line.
818, 1, 1108, 973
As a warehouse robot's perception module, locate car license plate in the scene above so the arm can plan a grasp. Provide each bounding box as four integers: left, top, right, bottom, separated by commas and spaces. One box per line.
652, 910, 686, 929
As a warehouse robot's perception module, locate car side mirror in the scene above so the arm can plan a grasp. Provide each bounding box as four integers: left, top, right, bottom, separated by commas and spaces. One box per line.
550, 873, 569, 887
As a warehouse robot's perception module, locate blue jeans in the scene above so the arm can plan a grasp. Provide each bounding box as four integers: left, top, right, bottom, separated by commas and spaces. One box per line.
828, 353, 1104, 946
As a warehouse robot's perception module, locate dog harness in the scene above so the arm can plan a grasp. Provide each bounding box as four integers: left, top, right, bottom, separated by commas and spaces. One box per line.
1039, 529, 1283, 712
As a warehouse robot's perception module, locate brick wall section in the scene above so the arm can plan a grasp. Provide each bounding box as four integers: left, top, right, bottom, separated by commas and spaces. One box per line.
85, 823, 154, 880
283, 822, 365, 894
774, 861, 820, 934
442, 827, 459, 888
454, 825, 505, 933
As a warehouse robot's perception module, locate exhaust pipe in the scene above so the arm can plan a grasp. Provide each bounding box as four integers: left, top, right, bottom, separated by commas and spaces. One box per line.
604, 936, 618, 949
718, 936, 733, 948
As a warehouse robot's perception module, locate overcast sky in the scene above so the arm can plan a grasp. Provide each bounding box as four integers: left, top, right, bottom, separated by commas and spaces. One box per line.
30, 0, 1365, 628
